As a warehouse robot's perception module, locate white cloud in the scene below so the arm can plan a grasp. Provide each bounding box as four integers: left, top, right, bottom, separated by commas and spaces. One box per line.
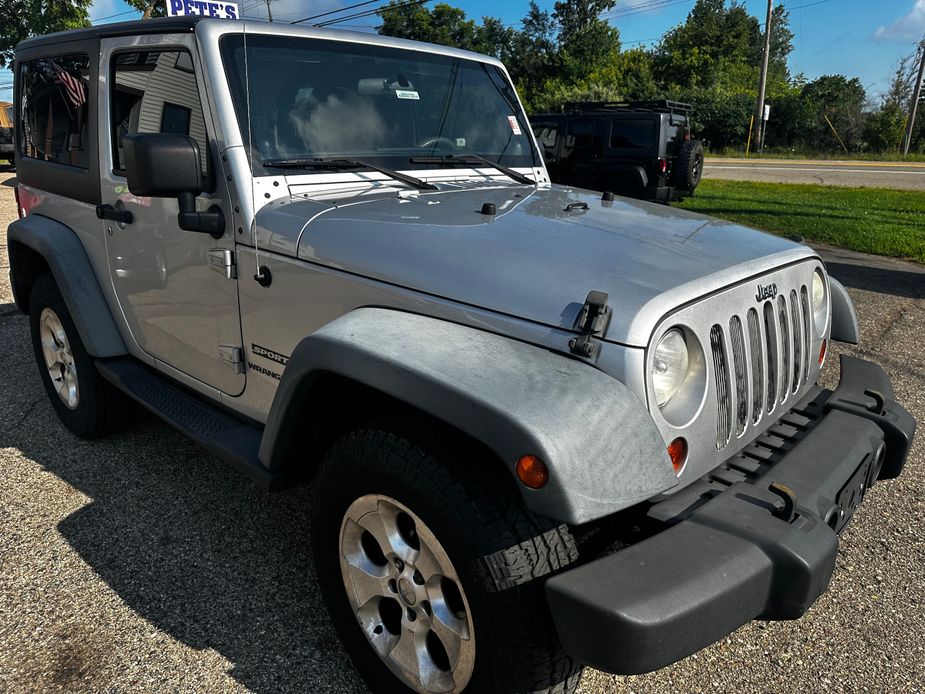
872, 0, 925, 44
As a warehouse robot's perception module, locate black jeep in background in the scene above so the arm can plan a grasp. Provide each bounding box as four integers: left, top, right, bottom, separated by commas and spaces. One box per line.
530, 100, 704, 203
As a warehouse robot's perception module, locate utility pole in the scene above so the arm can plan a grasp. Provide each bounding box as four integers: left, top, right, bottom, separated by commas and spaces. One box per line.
903, 36, 925, 157
754, 0, 773, 153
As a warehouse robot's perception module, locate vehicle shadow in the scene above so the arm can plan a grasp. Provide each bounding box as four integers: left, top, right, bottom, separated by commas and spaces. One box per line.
0, 305, 368, 694
824, 260, 925, 301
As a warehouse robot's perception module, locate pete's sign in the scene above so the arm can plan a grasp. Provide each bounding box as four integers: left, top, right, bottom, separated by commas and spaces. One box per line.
167, 0, 239, 19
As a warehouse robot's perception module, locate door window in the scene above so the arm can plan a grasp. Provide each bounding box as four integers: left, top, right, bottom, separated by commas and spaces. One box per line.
109, 50, 209, 179
560, 119, 602, 165
19, 54, 91, 168
530, 120, 559, 163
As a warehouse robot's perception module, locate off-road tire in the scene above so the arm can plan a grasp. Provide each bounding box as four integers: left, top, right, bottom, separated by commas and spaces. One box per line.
29, 274, 132, 439
311, 416, 583, 694
675, 139, 704, 193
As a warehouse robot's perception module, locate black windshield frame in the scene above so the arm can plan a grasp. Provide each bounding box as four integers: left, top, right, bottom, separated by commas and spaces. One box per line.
219, 34, 538, 175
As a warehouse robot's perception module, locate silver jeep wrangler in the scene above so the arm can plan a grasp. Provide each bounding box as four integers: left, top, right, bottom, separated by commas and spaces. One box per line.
8, 16, 915, 694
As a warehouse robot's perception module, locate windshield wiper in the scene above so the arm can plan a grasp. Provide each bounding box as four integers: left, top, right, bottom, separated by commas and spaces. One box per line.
409, 153, 536, 186
262, 157, 437, 191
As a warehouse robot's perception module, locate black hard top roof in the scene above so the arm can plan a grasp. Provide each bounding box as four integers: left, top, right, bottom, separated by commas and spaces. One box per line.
18, 16, 208, 51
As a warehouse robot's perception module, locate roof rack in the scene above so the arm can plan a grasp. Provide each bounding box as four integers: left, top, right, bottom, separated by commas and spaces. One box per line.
563, 100, 693, 116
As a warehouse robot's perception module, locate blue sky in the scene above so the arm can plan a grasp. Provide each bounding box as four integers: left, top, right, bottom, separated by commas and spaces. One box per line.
3, 0, 925, 106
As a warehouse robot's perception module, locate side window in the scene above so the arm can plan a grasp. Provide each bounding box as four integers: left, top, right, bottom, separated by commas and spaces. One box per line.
610, 119, 656, 150
110, 50, 209, 179
560, 119, 602, 165
19, 54, 91, 168
530, 120, 559, 163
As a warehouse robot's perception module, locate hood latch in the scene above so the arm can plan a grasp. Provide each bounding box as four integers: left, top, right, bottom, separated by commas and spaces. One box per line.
569, 291, 610, 358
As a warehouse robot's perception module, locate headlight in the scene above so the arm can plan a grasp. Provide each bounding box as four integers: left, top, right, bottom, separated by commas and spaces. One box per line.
812, 269, 828, 334
653, 328, 690, 407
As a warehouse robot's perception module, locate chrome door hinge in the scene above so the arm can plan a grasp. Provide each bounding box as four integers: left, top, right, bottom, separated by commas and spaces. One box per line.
208, 248, 237, 279
218, 344, 245, 374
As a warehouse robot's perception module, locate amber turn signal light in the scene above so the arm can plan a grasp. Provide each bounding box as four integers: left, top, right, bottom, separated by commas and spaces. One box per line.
517, 455, 549, 489
668, 437, 688, 475
819, 339, 827, 366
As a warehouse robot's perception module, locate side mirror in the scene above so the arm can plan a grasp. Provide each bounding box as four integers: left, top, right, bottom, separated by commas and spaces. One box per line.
123, 133, 224, 239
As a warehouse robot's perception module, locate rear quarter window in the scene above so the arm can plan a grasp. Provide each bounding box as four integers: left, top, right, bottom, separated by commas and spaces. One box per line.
609, 119, 656, 150
19, 54, 91, 169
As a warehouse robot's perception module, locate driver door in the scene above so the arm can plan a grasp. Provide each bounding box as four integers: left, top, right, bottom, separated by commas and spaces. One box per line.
99, 37, 245, 395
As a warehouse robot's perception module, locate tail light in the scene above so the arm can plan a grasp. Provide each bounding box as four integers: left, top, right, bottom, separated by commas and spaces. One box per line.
658, 159, 668, 174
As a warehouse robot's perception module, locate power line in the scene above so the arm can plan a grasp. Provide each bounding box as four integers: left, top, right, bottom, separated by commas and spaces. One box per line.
292, 0, 383, 25
93, 9, 139, 22
313, 0, 433, 28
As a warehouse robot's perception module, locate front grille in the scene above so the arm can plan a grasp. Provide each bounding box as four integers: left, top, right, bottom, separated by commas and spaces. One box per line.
711, 284, 812, 450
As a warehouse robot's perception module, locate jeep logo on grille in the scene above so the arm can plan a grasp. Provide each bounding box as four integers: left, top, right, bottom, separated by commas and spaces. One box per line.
755, 283, 778, 302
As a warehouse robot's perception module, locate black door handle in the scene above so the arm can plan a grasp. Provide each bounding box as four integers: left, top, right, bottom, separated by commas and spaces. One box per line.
96, 204, 133, 224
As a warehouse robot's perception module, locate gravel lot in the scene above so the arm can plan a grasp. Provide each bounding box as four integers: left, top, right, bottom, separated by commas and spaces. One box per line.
1, 168, 923, 694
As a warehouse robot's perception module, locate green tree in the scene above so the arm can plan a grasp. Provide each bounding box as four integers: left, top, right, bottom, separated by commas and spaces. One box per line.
376, 2, 513, 57
801, 75, 867, 150
0, 0, 91, 68
508, 1, 558, 89
652, 0, 793, 93
863, 103, 906, 153
124, 0, 166, 19
553, 0, 620, 83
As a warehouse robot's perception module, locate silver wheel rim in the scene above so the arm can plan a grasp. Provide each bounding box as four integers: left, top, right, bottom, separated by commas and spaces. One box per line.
155, 250, 167, 284
339, 494, 476, 693
39, 307, 79, 410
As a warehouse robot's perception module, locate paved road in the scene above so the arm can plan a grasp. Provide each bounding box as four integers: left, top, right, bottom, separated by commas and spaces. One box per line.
1, 168, 923, 694
704, 158, 925, 190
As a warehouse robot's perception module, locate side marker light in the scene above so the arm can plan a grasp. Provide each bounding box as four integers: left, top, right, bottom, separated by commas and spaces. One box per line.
517, 455, 549, 489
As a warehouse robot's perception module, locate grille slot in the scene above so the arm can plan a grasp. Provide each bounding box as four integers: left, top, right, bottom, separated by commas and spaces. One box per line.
763, 301, 777, 412
713, 284, 811, 451
711, 325, 732, 450
729, 316, 748, 437
790, 290, 803, 393
800, 286, 811, 384
777, 295, 790, 404
746, 308, 763, 424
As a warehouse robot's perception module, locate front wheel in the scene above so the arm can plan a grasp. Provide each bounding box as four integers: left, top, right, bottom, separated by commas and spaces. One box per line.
29, 274, 132, 438
311, 417, 583, 694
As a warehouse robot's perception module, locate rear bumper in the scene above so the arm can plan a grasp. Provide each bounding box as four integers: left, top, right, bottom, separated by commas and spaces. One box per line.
639, 185, 672, 203
0, 143, 13, 155
546, 355, 915, 675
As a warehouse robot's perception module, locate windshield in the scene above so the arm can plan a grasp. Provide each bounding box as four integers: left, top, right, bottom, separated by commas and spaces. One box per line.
220, 34, 536, 173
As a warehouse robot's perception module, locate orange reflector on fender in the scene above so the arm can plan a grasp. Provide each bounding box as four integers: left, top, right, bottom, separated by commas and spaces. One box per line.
517, 455, 549, 489
668, 438, 688, 475
820, 339, 827, 366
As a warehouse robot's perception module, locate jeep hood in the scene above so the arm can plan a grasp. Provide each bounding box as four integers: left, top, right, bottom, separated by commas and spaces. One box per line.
256, 185, 816, 347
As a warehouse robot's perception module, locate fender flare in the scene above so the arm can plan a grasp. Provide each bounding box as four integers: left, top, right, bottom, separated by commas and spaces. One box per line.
260, 308, 678, 525
829, 277, 860, 345
7, 215, 127, 358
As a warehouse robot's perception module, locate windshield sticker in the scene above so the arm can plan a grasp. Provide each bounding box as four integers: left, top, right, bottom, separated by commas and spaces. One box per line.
396, 90, 420, 100
456, 138, 466, 147
508, 116, 522, 135
167, 0, 239, 19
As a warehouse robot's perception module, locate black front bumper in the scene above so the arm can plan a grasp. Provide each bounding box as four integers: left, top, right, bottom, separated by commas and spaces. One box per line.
546, 355, 915, 675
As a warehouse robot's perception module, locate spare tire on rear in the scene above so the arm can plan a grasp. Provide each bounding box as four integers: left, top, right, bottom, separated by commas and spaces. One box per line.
675, 139, 704, 193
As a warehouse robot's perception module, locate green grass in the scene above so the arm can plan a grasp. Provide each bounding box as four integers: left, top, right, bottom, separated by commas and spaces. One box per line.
705, 149, 925, 163
676, 180, 925, 264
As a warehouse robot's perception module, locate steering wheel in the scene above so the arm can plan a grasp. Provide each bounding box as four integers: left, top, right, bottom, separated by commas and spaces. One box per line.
416, 136, 457, 152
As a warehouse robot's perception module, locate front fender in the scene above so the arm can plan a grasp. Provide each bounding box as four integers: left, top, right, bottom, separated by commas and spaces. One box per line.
261, 309, 678, 525
8, 214, 127, 358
